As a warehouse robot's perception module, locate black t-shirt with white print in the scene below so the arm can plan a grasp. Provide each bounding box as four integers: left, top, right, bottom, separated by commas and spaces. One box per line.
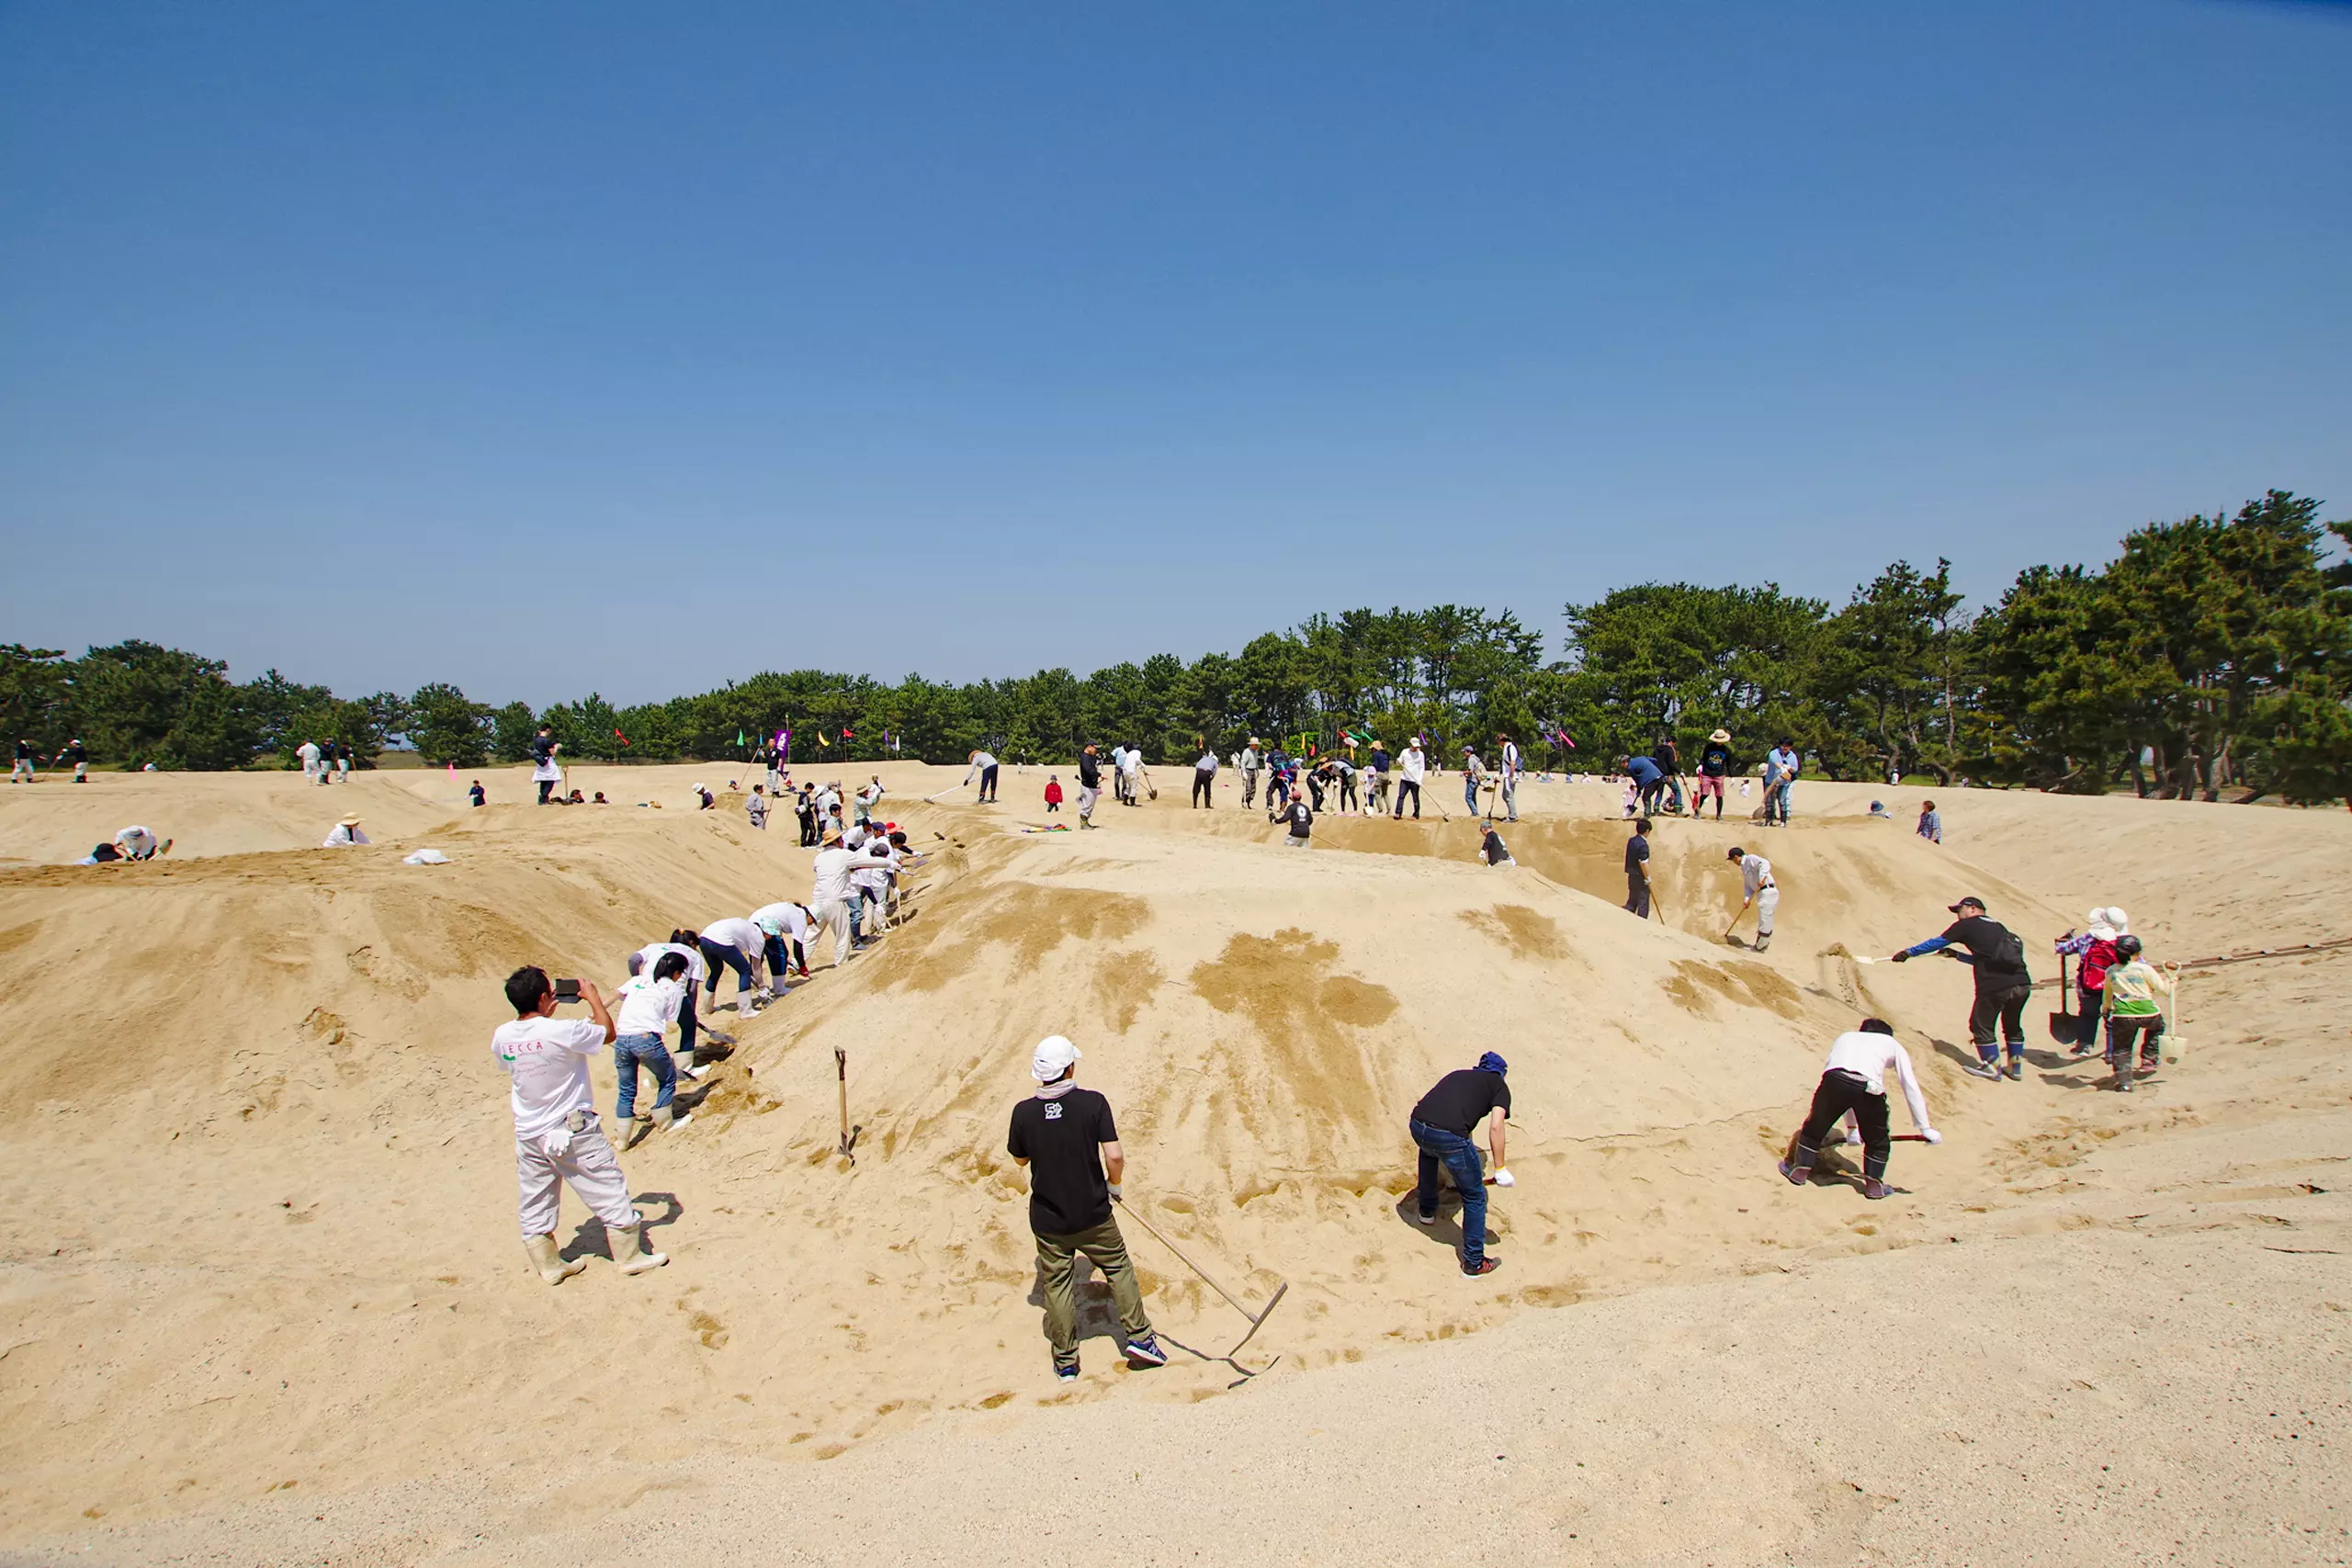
1008, 1088, 1119, 1236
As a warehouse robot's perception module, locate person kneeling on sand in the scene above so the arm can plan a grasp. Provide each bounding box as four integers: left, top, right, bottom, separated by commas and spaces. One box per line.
322, 814, 368, 847
612, 952, 694, 1136
1477, 822, 1515, 866
1007, 1034, 1166, 1382
79, 825, 172, 864
1273, 792, 1313, 847
492, 967, 668, 1283
1409, 1053, 1510, 1277
1779, 1018, 1939, 1200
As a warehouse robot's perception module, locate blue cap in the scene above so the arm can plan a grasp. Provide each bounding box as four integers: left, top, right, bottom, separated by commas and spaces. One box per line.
1477, 1051, 1508, 1076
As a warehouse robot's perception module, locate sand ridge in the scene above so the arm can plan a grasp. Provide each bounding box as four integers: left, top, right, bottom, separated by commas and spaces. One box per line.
0, 761, 2346, 1562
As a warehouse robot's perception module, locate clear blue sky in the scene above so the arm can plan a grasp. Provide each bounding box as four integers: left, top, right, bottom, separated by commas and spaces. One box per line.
3, 1, 2346, 706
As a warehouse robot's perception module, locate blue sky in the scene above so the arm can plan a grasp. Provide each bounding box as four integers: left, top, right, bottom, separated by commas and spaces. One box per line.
2, 1, 2346, 705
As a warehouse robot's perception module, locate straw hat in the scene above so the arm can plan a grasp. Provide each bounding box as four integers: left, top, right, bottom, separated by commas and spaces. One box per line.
337, 815, 363, 828
1710, 728, 1731, 744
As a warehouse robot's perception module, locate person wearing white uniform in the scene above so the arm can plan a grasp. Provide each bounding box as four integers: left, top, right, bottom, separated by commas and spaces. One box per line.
611, 952, 695, 1134
809, 840, 866, 967
79, 825, 173, 864
631, 932, 728, 1057
965, 750, 1000, 803
753, 901, 816, 979
697, 916, 770, 1011
1726, 846, 1778, 952
1393, 741, 1427, 819
492, 966, 667, 1283
850, 839, 891, 942
1497, 735, 1522, 822
1117, 746, 1145, 807
296, 739, 322, 783
1778, 1019, 1939, 1200
322, 815, 368, 847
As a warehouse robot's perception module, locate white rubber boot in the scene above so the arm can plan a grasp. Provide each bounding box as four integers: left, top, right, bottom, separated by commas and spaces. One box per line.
611, 1220, 668, 1275
651, 1105, 692, 1131
524, 1233, 586, 1286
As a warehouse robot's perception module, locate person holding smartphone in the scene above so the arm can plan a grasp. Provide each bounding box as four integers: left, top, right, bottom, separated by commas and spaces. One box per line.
492, 967, 668, 1283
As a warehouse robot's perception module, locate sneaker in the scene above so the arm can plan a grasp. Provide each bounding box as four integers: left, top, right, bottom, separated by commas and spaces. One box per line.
2140, 1055, 2161, 1076
2115, 1077, 2134, 1093
1962, 1059, 2001, 1081
1754, 935, 1771, 952
1862, 1179, 1891, 1200
1779, 1159, 1811, 1185
1123, 1334, 1168, 1369
1462, 1257, 1501, 1278
2068, 1041, 2094, 1057
1413, 1209, 1439, 1226
2003, 1060, 2024, 1081
684, 1062, 714, 1080
1053, 1357, 1079, 1382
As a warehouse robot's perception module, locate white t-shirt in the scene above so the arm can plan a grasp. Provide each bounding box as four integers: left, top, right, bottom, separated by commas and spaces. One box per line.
1501, 742, 1521, 775
116, 827, 157, 857
701, 917, 763, 959
1822, 1031, 1932, 1133
614, 976, 684, 1036
322, 824, 369, 847
966, 752, 998, 782
635, 941, 707, 985
754, 902, 813, 942
1400, 748, 1427, 784
852, 846, 891, 892
492, 1015, 609, 1142
296, 743, 320, 767
1119, 751, 1142, 777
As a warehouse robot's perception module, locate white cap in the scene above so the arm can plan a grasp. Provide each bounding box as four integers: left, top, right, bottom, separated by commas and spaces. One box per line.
1032, 1034, 1080, 1082
2105, 907, 2129, 932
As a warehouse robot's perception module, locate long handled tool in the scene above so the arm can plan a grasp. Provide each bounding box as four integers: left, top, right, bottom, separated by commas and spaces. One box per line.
1119, 1201, 1288, 1362
1723, 899, 1753, 944
2048, 951, 2074, 1043
2165, 965, 2188, 1060
834, 1047, 861, 1164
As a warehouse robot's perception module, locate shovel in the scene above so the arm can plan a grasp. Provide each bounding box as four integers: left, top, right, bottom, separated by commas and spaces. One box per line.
2165, 964, 2188, 1060
2047, 951, 2074, 1043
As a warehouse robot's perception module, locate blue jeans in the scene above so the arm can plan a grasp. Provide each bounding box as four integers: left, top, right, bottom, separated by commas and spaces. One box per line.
1767, 781, 1793, 823
1410, 1119, 1488, 1267
1464, 778, 1480, 812
613, 1032, 675, 1121
700, 937, 754, 997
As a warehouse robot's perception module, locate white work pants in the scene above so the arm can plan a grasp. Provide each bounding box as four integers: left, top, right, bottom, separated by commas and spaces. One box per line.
515, 1122, 638, 1236
814, 898, 854, 966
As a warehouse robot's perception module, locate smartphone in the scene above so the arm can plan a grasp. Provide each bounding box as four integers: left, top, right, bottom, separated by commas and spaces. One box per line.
553, 977, 582, 1003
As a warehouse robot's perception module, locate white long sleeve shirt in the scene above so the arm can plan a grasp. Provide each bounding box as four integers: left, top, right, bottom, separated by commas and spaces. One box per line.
1740, 852, 1774, 897
811, 846, 865, 905
1400, 747, 1426, 784
1823, 1031, 1932, 1133
964, 752, 998, 784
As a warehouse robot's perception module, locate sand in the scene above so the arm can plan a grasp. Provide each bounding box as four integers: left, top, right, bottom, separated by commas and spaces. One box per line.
0, 761, 2346, 1564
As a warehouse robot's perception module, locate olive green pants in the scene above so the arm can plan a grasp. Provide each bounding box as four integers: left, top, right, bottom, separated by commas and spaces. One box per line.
1035, 1215, 1152, 1358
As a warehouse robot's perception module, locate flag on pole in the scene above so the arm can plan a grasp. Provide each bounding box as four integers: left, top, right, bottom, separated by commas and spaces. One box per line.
735, 728, 746, 749
614, 727, 630, 748
819, 731, 830, 748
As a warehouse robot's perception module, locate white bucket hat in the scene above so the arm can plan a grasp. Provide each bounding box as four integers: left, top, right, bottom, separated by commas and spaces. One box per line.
1031, 1034, 1080, 1082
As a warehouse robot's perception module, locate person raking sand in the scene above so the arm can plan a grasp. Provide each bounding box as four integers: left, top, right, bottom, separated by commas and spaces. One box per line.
1006, 1034, 1167, 1382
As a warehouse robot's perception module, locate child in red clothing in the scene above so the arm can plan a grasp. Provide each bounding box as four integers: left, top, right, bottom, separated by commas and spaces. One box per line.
1044, 775, 1064, 814
2054, 907, 2126, 1054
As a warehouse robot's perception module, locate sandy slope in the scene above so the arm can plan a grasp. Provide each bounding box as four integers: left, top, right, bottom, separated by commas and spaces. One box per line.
0, 761, 2346, 1564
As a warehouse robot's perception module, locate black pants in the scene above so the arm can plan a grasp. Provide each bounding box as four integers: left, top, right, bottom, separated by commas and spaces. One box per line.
1307, 777, 1326, 810
1639, 781, 1664, 816
1623, 874, 1650, 919
979, 764, 998, 802
1393, 780, 1419, 818
1969, 985, 2031, 1055
2105, 1013, 2164, 1064
1193, 769, 1214, 807
1795, 1069, 1891, 1181
764, 933, 806, 977
537, 779, 555, 805
1340, 776, 1358, 812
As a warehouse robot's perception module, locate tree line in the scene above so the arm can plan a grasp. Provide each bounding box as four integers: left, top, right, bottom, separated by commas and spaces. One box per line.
5, 490, 2346, 804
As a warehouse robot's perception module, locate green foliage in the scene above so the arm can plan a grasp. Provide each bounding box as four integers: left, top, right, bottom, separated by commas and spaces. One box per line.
6, 491, 2346, 800
407, 682, 492, 766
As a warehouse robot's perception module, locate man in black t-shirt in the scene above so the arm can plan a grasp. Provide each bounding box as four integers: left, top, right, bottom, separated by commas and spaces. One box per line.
1695, 728, 1733, 820
1076, 743, 1103, 829
1408, 1052, 1511, 1277
1891, 896, 2036, 1080
1274, 795, 1313, 846
1006, 1034, 1165, 1382
1623, 818, 1655, 919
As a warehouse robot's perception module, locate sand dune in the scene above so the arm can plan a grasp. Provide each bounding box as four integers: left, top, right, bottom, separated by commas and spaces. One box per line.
1, 762, 2345, 1563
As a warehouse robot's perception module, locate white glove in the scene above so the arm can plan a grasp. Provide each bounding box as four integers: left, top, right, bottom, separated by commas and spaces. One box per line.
1107, 1183, 1123, 1203
1922, 1129, 1942, 1145
1492, 1167, 1515, 1187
